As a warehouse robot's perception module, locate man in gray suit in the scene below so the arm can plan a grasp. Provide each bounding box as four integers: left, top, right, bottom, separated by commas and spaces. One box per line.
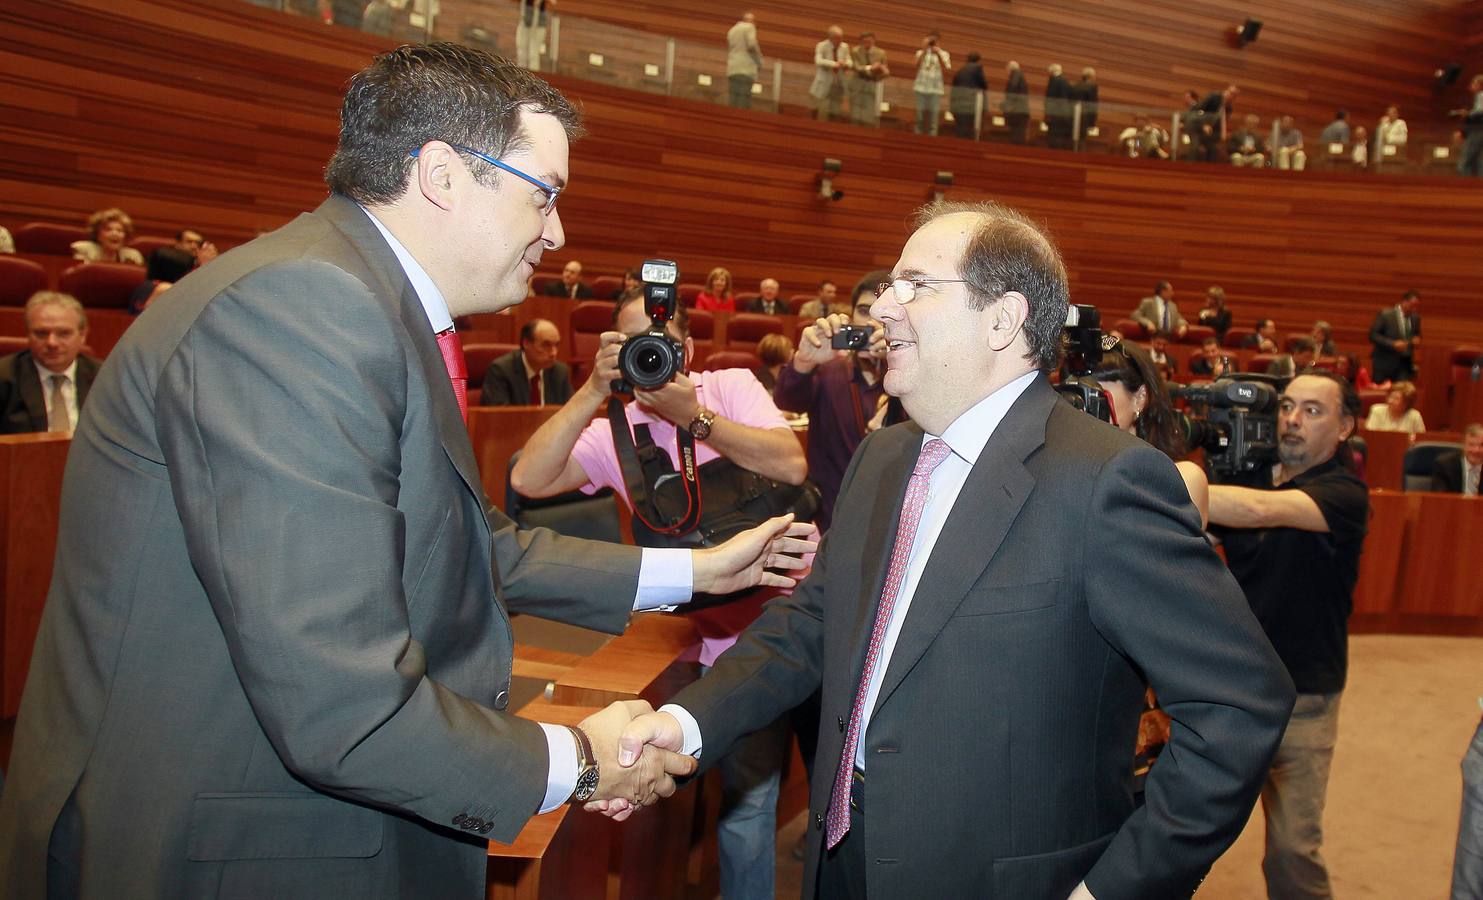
481, 318, 574, 406
0, 43, 811, 898
726, 11, 762, 109
1130, 280, 1188, 339
608, 201, 1294, 898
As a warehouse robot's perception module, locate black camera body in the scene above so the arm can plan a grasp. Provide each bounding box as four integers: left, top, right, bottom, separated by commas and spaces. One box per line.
831, 325, 872, 351
1056, 303, 1114, 423
1171, 377, 1282, 476
614, 259, 687, 393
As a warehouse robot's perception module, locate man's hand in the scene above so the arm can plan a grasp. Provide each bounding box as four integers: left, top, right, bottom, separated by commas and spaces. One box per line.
586, 710, 689, 820
1392, 339, 1407, 353
693, 514, 819, 595
634, 372, 701, 426
576, 700, 697, 820
579, 331, 626, 401
196, 242, 219, 265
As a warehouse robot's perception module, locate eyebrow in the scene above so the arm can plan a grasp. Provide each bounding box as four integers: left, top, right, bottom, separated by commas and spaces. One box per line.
542, 173, 567, 190
894, 267, 930, 280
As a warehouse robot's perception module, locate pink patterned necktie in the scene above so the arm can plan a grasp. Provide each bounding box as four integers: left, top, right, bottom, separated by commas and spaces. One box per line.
435, 327, 468, 421
826, 437, 953, 849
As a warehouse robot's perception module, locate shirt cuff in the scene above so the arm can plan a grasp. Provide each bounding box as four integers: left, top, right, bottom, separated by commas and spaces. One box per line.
538, 722, 578, 813
657, 703, 704, 758
634, 548, 693, 612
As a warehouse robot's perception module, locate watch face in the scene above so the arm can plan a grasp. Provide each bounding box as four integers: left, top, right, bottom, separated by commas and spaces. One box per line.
573, 767, 600, 802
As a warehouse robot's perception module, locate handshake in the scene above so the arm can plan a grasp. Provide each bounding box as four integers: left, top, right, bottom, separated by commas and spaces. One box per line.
573, 701, 691, 822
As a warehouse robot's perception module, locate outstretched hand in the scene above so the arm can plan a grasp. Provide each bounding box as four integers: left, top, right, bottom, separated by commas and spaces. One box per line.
692, 514, 819, 595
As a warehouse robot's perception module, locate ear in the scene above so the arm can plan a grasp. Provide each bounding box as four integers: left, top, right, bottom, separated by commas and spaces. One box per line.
413, 141, 459, 212
1133, 384, 1148, 413
1338, 415, 1355, 443
985, 291, 1029, 353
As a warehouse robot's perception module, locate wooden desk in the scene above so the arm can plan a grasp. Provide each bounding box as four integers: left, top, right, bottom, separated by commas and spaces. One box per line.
1395, 492, 1483, 628
1358, 428, 1461, 490
0, 433, 70, 716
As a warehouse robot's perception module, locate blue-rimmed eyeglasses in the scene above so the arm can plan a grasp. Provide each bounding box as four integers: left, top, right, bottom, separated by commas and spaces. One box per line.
875, 277, 969, 304
409, 143, 562, 215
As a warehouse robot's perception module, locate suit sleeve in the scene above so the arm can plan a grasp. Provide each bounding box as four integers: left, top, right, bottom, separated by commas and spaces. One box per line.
155, 260, 551, 841
482, 358, 517, 405
1080, 444, 1295, 900
489, 504, 640, 635
1369, 311, 1391, 350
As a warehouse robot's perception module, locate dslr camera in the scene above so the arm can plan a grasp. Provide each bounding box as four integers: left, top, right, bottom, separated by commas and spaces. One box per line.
1170, 376, 1282, 477
614, 259, 687, 393
1055, 303, 1114, 423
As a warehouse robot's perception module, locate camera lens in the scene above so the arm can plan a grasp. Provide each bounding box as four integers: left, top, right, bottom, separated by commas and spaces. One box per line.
635, 345, 664, 376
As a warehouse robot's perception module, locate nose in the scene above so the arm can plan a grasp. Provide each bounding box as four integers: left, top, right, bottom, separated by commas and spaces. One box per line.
870, 288, 902, 323
543, 208, 566, 251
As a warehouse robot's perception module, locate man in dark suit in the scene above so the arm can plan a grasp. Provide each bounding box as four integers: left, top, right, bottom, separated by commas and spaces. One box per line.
0, 291, 100, 434
1369, 289, 1421, 382
607, 200, 1294, 898
1433, 423, 1483, 495
0, 44, 811, 898
540, 258, 592, 299
1003, 60, 1030, 144
481, 317, 574, 406
743, 277, 787, 315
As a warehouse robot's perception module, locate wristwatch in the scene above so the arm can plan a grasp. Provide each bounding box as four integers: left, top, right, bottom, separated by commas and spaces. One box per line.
687, 408, 717, 441
567, 726, 600, 803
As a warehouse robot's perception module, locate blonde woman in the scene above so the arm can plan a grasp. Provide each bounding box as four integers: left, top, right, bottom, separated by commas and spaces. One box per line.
71, 208, 144, 264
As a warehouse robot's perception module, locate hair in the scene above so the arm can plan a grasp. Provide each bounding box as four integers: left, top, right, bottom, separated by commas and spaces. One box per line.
757, 333, 793, 366
24, 291, 88, 331
705, 266, 733, 298
175, 227, 203, 242
614, 292, 689, 338
1088, 340, 1185, 459
1291, 336, 1316, 355
1082, 67, 1096, 80
1256, 317, 1275, 331
324, 42, 583, 205
1464, 422, 1483, 439
1335, 109, 1348, 120
1389, 380, 1418, 409
622, 267, 641, 283
1313, 320, 1332, 338
1155, 280, 1172, 294
819, 279, 836, 291
852, 268, 892, 305
1206, 285, 1225, 307
860, 31, 875, 39
87, 207, 134, 241
1402, 289, 1420, 301
146, 247, 195, 283
966, 51, 981, 63
911, 200, 1069, 372
1048, 63, 1063, 76
1334, 351, 1359, 384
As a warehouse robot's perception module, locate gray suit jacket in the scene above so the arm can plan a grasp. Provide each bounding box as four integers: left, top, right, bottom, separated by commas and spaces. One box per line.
1130, 295, 1187, 334
0, 195, 642, 898
674, 376, 1293, 899
481, 349, 574, 407
0, 351, 101, 434
725, 20, 761, 79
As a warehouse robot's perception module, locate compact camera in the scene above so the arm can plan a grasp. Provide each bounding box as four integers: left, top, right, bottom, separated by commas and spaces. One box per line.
614, 259, 687, 393
830, 325, 872, 351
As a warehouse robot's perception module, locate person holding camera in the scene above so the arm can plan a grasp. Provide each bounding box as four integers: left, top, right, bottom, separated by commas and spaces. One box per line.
1207, 371, 1370, 900
509, 291, 810, 900
912, 32, 951, 136
773, 271, 889, 533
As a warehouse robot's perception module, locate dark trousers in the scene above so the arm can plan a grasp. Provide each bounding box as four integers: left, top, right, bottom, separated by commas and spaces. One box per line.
728, 75, 754, 109
1006, 112, 1029, 144
816, 772, 868, 899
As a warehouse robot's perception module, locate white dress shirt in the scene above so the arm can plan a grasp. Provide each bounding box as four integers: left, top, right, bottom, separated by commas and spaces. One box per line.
360, 206, 693, 811
34, 358, 80, 432
664, 369, 1040, 769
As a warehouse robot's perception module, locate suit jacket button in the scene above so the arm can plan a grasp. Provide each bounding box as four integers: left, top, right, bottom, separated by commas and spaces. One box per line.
814, 813, 824, 830
478, 822, 493, 834
452, 814, 467, 826
495, 690, 510, 710
837, 716, 845, 732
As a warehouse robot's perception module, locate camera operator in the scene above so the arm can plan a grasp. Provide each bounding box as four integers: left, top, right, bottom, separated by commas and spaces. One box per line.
772, 270, 889, 532
509, 290, 808, 900
1206, 371, 1369, 899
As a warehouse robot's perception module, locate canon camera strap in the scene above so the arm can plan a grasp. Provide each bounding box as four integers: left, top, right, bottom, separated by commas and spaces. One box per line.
607, 395, 703, 536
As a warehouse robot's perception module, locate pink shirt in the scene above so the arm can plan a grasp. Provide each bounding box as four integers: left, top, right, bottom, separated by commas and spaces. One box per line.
573, 368, 791, 665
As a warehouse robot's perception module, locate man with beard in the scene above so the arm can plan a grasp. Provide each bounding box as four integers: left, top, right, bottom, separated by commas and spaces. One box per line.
1208, 371, 1370, 900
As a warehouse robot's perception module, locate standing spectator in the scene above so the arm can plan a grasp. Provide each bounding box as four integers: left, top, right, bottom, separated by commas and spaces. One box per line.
480, 318, 573, 407
695, 266, 737, 312
948, 51, 988, 138
1431, 422, 1483, 495
1119, 113, 1171, 158
1363, 382, 1425, 433
1044, 63, 1075, 149
1228, 114, 1267, 167
912, 32, 951, 136
1131, 281, 1188, 338
847, 32, 889, 127
173, 228, 219, 266
809, 26, 849, 123
515, 0, 553, 72
71, 207, 144, 265
1244, 318, 1280, 353
1369, 289, 1421, 382
1454, 74, 1483, 177
1266, 337, 1317, 380
796, 280, 844, 319
744, 278, 786, 315
0, 226, 14, 254
0, 292, 100, 434
1071, 67, 1099, 144
1209, 372, 1369, 900
726, 12, 762, 110
1002, 60, 1030, 144
1199, 285, 1233, 342
1189, 335, 1233, 378
1350, 126, 1370, 167
542, 259, 592, 299
1275, 116, 1307, 170
1312, 320, 1337, 357
1377, 105, 1408, 155
361, 0, 394, 36
1190, 85, 1238, 161
753, 333, 792, 394
1319, 110, 1351, 145
128, 247, 195, 315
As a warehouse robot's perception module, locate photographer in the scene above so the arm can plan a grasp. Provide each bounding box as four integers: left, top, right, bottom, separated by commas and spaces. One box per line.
509, 290, 808, 900
772, 270, 888, 532
1206, 371, 1369, 899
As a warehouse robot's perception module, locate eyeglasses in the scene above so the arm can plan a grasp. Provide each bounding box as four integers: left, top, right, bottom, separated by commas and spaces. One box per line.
875, 277, 969, 304
408, 142, 562, 215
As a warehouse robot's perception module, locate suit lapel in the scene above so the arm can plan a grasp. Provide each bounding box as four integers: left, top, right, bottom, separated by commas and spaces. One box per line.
17, 354, 48, 430
868, 378, 1054, 717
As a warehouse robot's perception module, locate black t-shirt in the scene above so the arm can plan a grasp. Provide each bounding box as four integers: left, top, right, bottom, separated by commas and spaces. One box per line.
1214, 456, 1369, 694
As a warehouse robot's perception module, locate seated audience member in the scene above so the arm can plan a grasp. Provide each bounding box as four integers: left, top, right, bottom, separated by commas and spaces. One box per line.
1242, 318, 1279, 353
1365, 381, 1424, 433
1119, 113, 1170, 159
753, 333, 792, 394
745, 278, 787, 315
1377, 105, 1408, 154
71, 207, 144, 264
1350, 126, 1370, 167
0, 291, 100, 434
128, 247, 195, 315
174, 228, 219, 265
1266, 336, 1317, 379
1332, 352, 1359, 385
1189, 335, 1233, 378
1274, 116, 1307, 170
480, 318, 573, 407
541, 259, 592, 299
1352, 356, 1386, 391
1198, 285, 1233, 342
772, 270, 889, 532
1312, 320, 1338, 356
1147, 331, 1172, 371
1319, 110, 1351, 144
1228, 114, 1267, 167
695, 266, 737, 312
0, 225, 13, 253
796, 279, 846, 319
1131, 280, 1187, 338
1431, 423, 1483, 495
619, 267, 643, 302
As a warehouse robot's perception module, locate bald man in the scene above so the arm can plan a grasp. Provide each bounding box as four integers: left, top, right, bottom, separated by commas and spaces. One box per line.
482, 318, 574, 406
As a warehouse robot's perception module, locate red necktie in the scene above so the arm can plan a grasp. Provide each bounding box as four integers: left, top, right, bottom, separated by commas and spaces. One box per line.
435, 327, 468, 421
826, 438, 953, 848
529, 373, 541, 406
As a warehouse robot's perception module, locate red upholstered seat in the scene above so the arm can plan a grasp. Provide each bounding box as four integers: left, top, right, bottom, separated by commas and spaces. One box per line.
787, 294, 815, 315
58, 263, 146, 309
677, 283, 704, 308
1245, 353, 1280, 373
1450, 346, 1483, 383
1181, 324, 1215, 345
726, 313, 785, 347
734, 291, 760, 309
687, 308, 714, 341
1223, 327, 1255, 349
463, 342, 519, 391
0, 336, 30, 355
591, 275, 622, 300
130, 236, 177, 259
530, 272, 562, 295
568, 300, 614, 363
14, 222, 87, 255
1112, 318, 1146, 340
699, 350, 762, 372
0, 256, 49, 307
